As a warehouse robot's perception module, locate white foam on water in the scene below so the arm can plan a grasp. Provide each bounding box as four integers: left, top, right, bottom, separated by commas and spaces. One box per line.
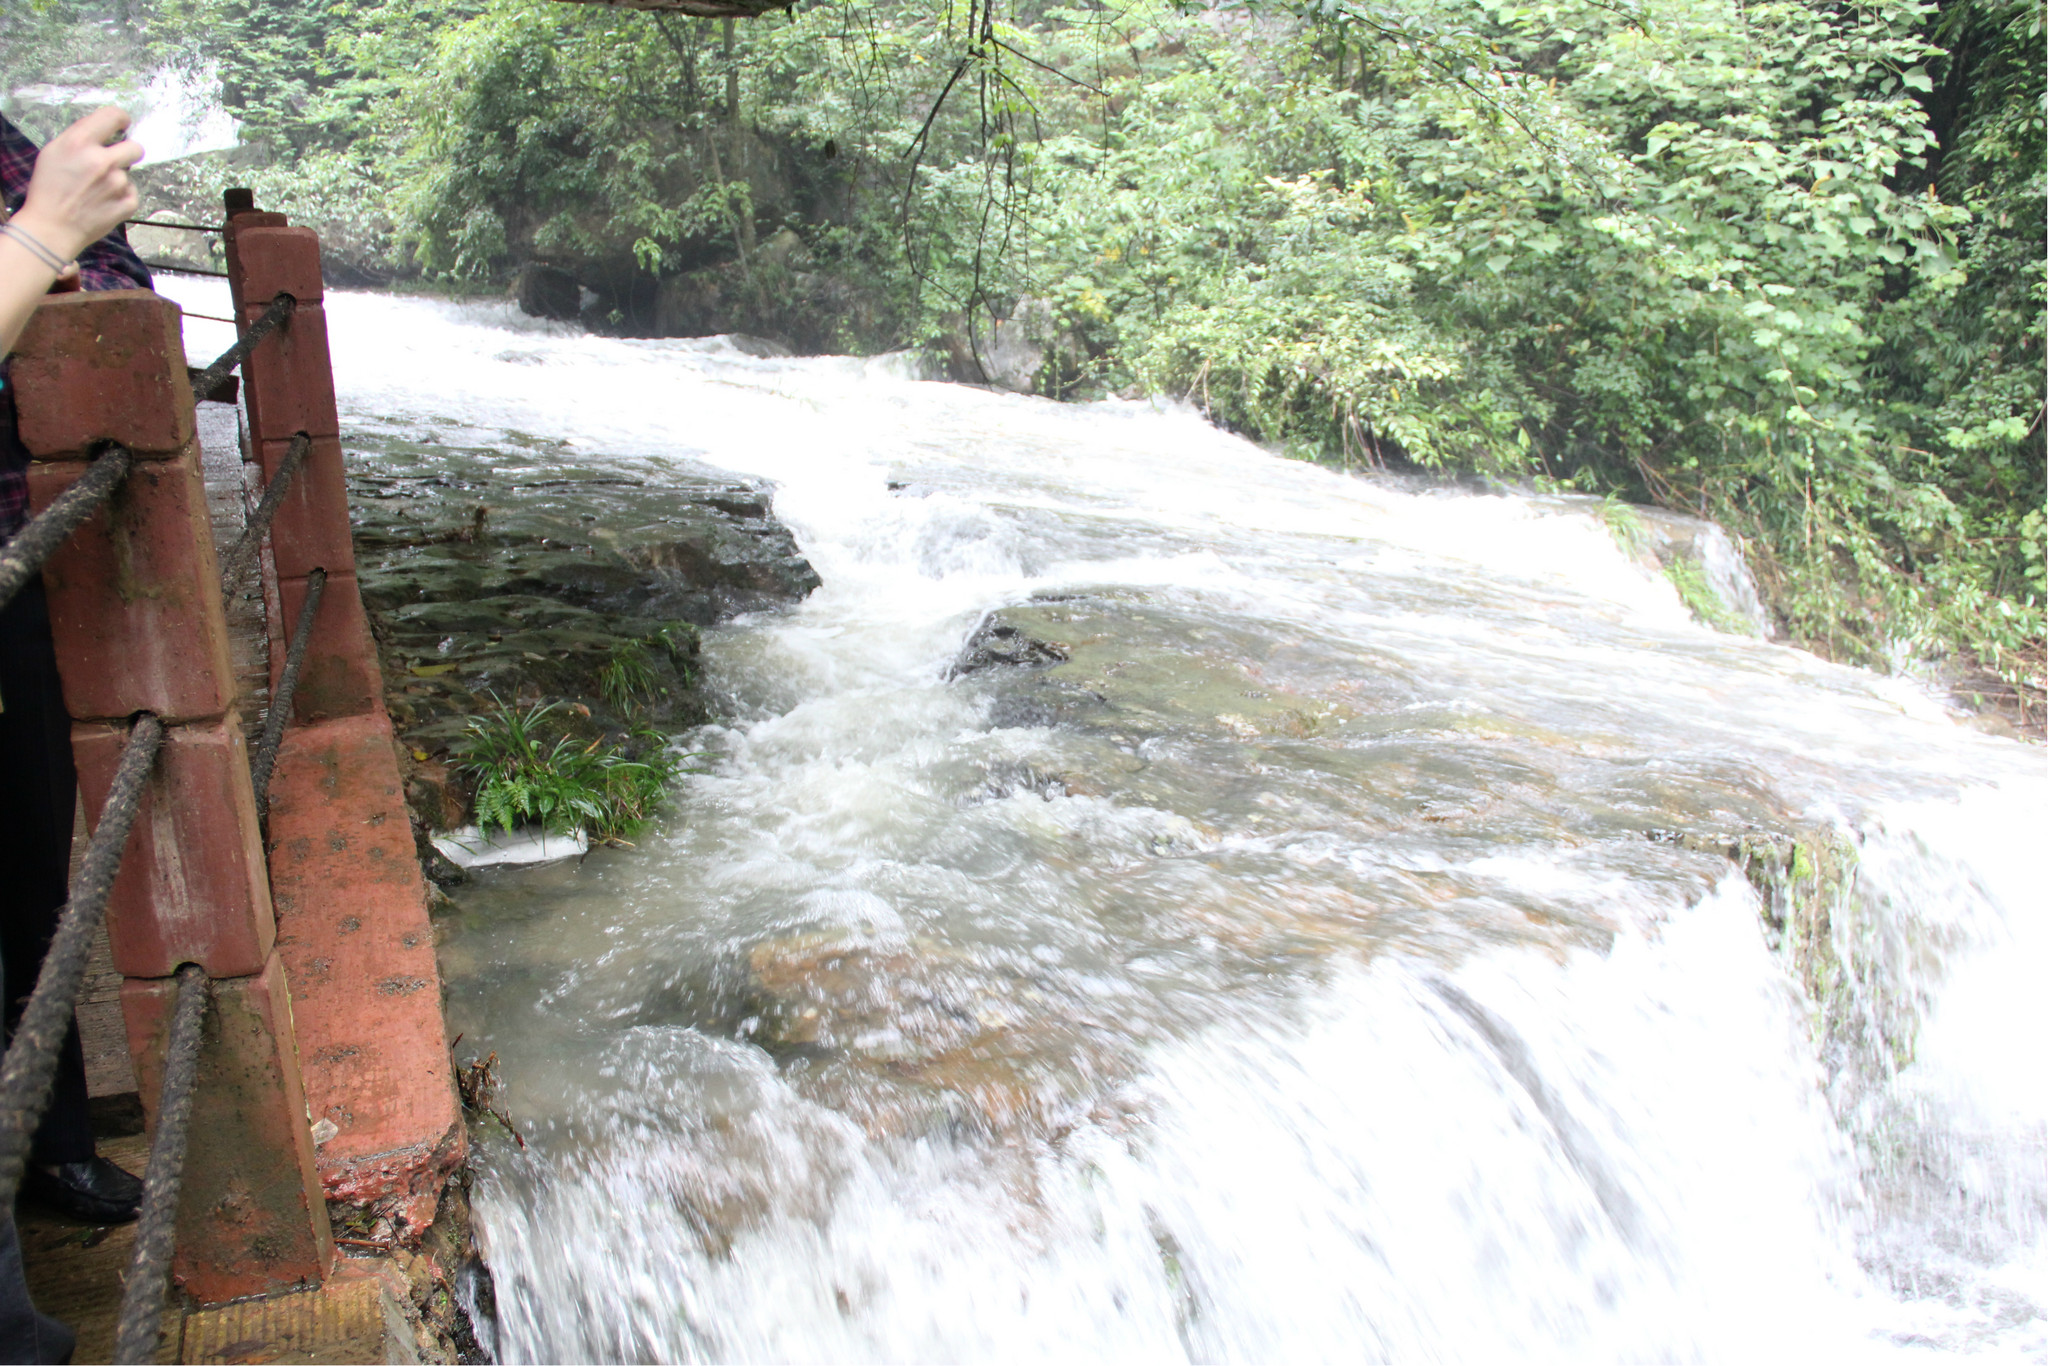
472, 873, 1992, 1363
150, 277, 2048, 1359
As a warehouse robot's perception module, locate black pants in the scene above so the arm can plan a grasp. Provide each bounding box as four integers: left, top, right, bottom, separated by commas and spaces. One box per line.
0, 930, 74, 1365
0, 578, 95, 1167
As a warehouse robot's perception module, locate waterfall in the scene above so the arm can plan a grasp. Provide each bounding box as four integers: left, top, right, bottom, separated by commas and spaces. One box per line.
155, 276, 2048, 1361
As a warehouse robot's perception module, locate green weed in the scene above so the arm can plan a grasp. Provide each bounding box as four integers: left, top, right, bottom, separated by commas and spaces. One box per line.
1665, 559, 1749, 635
598, 626, 699, 716
1602, 498, 1650, 560
456, 698, 689, 844
599, 640, 662, 714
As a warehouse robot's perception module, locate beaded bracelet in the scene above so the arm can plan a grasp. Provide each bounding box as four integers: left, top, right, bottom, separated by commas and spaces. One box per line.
0, 220, 76, 274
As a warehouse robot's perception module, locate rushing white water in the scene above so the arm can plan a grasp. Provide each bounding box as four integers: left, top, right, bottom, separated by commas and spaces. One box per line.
128, 65, 239, 162
8, 66, 237, 161
163, 279, 2048, 1362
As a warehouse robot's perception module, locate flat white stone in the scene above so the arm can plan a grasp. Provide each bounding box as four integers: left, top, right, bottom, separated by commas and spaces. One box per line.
433, 824, 589, 869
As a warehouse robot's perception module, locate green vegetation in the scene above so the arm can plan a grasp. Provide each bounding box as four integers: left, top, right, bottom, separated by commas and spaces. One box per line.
1664, 559, 1750, 634
455, 698, 685, 842
599, 639, 663, 715
6, 0, 2040, 709
1602, 497, 1650, 560
1736, 826, 1936, 1087
599, 626, 698, 715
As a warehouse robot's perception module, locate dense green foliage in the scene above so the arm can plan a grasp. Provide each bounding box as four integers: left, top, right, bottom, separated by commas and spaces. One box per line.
5, 0, 2040, 703
456, 699, 683, 841
1017, 0, 2042, 689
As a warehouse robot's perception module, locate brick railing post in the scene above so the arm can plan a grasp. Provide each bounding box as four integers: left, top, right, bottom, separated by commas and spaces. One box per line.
228, 201, 464, 1235
12, 290, 334, 1302
227, 215, 378, 721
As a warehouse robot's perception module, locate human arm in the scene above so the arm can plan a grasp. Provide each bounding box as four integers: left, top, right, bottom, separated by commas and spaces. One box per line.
0, 108, 144, 357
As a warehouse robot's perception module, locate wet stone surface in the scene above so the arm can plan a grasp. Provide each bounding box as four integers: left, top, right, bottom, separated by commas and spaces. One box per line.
952, 591, 1798, 858
345, 434, 820, 822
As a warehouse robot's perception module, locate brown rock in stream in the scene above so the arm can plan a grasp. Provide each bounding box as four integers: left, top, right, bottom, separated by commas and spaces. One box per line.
741, 930, 1125, 1138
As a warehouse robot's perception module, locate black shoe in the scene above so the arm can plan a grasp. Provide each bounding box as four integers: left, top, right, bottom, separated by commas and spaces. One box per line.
19, 1158, 142, 1225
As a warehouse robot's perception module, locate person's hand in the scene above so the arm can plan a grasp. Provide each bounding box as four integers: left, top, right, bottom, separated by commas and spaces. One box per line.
9, 106, 144, 264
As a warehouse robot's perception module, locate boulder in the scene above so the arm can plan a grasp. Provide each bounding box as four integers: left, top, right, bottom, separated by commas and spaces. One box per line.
738, 928, 1124, 1135
937, 298, 1088, 395
948, 615, 1070, 677
515, 264, 583, 321
347, 437, 821, 827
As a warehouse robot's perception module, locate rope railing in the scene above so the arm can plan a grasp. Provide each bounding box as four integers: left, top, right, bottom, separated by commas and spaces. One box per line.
0, 713, 165, 1210
218, 432, 312, 603
4, 233, 333, 1349
0, 444, 135, 614
143, 261, 232, 281
250, 566, 327, 821
111, 963, 208, 1365
122, 219, 223, 234
190, 292, 295, 404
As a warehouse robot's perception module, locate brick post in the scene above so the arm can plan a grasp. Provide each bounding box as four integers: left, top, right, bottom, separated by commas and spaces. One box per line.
229, 205, 465, 1233
13, 291, 334, 1299
229, 219, 377, 723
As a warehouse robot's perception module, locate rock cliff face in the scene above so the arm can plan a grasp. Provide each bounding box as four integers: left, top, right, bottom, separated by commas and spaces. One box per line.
345, 435, 819, 828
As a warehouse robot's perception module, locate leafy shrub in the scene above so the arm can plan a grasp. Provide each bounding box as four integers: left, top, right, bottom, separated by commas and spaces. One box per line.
455, 698, 687, 843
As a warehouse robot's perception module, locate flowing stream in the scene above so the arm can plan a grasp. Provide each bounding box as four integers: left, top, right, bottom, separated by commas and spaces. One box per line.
167, 280, 2048, 1362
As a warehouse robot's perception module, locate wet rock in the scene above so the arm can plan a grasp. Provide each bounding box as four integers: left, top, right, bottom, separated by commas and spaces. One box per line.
348, 437, 820, 827
957, 597, 1358, 742
1540, 494, 1772, 637
350, 449, 817, 622
1632, 508, 1773, 637
405, 759, 471, 831
738, 929, 1124, 1136
949, 615, 1070, 677
515, 264, 582, 321
648, 232, 887, 354
416, 827, 468, 889
936, 298, 1089, 395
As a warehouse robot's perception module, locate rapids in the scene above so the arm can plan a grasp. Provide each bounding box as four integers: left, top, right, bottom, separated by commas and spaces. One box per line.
164, 278, 2048, 1362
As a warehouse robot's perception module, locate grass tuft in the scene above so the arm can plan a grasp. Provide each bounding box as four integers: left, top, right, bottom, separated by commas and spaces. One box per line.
455, 698, 693, 843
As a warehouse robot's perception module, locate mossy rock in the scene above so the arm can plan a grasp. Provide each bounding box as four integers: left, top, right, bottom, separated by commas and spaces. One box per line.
347, 436, 816, 833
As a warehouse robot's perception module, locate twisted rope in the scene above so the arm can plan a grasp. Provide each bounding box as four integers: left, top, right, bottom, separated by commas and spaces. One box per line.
0, 713, 165, 1208
123, 219, 222, 234
144, 261, 231, 280
0, 444, 134, 614
111, 963, 209, 1365
250, 567, 326, 819
217, 432, 312, 603
189, 292, 294, 403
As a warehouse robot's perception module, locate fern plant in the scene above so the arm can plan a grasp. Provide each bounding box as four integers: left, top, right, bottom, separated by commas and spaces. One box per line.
456, 698, 687, 843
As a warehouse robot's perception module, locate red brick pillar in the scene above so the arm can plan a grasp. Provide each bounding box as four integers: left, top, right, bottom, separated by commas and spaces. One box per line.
229, 206, 464, 1234
11, 291, 334, 1302
227, 215, 378, 721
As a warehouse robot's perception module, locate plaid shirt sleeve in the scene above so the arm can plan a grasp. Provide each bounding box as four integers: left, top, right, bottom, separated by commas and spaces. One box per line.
0, 114, 153, 292
1, 114, 155, 537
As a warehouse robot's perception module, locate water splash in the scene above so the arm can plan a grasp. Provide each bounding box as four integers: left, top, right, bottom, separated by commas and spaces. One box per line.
151, 276, 2048, 1359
